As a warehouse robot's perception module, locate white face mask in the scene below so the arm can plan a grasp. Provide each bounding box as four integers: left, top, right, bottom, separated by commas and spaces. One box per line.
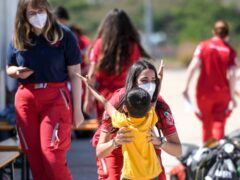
28, 12, 47, 29
138, 82, 156, 99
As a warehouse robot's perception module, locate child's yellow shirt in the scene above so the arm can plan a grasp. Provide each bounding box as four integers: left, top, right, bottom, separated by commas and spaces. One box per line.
112, 106, 162, 180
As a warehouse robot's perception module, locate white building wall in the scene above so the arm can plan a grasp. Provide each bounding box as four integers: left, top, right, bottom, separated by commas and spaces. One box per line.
0, 0, 18, 111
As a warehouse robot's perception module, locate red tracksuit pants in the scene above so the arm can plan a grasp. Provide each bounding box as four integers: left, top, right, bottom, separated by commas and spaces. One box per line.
196, 92, 231, 143
15, 84, 72, 180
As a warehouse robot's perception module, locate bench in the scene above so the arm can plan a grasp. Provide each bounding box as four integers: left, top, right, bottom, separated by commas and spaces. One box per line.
0, 151, 20, 180
0, 138, 29, 180
0, 124, 15, 131
0, 119, 99, 132
73, 119, 99, 131
0, 119, 98, 179
0, 138, 21, 151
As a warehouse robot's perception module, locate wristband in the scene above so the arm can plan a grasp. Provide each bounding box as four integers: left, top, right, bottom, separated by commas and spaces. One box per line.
157, 137, 167, 149
112, 138, 119, 149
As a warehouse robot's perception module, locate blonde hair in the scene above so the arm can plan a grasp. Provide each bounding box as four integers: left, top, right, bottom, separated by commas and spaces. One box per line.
13, 0, 63, 51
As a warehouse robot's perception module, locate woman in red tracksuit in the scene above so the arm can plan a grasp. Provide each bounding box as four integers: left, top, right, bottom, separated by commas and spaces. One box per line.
83, 9, 150, 179
6, 0, 84, 179
93, 59, 182, 179
83, 8, 149, 120
183, 20, 238, 143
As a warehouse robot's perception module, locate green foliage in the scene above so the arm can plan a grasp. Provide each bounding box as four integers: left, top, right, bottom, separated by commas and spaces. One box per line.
49, 0, 240, 48
153, 0, 240, 44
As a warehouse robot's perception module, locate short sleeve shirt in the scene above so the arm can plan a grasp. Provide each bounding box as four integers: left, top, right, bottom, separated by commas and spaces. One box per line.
89, 39, 141, 91
193, 37, 238, 96
7, 25, 81, 84
112, 106, 158, 129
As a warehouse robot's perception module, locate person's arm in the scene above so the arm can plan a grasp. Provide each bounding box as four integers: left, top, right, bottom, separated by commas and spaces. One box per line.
162, 133, 182, 156
228, 65, 237, 108
83, 62, 97, 114
83, 39, 101, 114
148, 109, 182, 156
157, 59, 164, 93
182, 57, 201, 101
77, 74, 129, 128
77, 74, 116, 117
149, 97, 182, 157
68, 65, 84, 128
148, 129, 182, 157
96, 127, 133, 158
152, 60, 164, 107
6, 65, 34, 79
96, 131, 116, 158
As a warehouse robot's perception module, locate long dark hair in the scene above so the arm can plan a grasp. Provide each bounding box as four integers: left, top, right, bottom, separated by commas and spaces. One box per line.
109, 58, 160, 133
116, 58, 160, 111
90, 8, 149, 75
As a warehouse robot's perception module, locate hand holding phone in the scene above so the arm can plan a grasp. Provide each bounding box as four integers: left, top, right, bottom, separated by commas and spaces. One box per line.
17, 67, 33, 73
16, 67, 34, 79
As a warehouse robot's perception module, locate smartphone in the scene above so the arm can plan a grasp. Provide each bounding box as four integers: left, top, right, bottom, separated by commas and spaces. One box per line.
17, 67, 33, 73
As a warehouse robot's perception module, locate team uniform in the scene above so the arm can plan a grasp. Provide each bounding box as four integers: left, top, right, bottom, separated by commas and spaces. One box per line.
78, 34, 90, 62
89, 38, 141, 119
193, 37, 238, 142
92, 88, 177, 180
77, 34, 90, 75
7, 26, 81, 180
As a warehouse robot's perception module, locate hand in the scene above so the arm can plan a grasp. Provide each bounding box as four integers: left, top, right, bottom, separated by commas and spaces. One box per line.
182, 88, 190, 102
229, 97, 237, 109
83, 99, 94, 115
157, 59, 164, 81
16, 67, 34, 79
147, 128, 161, 146
114, 127, 134, 145
182, 89, 202, 116
232, 98, 237, 108
76, 73, 91, 87
73, 110, 84, 128
157, 60, 164, 92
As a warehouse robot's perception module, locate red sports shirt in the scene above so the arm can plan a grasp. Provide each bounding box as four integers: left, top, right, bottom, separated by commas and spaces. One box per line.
89, 38, 141, 97
194, 37, 237, 97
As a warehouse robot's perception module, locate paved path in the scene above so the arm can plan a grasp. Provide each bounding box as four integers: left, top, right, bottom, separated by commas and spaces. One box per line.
160, 68, 240, 178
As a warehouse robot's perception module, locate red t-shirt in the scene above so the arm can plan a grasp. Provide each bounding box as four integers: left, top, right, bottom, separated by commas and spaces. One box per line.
78, 35, 90, 51
194, 37, 237, 97
78, 35, 90, 73
89, 38, 141, 97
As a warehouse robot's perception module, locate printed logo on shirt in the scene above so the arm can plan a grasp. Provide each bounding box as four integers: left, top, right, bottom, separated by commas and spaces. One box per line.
164, 112, 174, 125
209, 44, 229, 53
